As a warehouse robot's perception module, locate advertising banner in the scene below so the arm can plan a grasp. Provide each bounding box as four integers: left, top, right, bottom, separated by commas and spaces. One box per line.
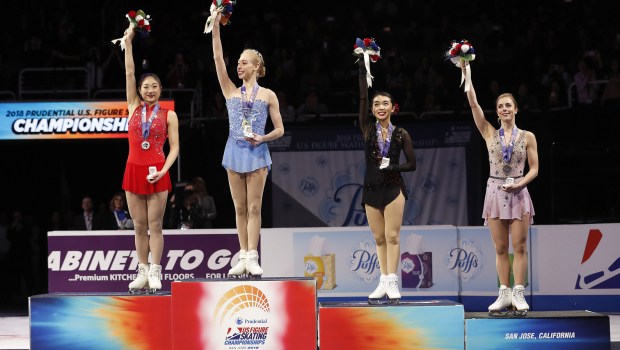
466, 311, 611, 350
0, 100, 174, 140
171, 278, 317, 350
47, 229, 242, 292
270, 123, 472, 227
30, 293, 171, 350
319, 300, 464, 350
532, 224, 620, 294
262, 226, 460, 299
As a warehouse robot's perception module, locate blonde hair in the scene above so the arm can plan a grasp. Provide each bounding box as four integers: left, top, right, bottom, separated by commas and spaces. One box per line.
242, 49, 266, 78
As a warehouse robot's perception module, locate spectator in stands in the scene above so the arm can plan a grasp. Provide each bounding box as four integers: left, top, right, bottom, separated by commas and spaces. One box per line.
102, 192, 133, 230
574, 59, 598, 106
166, 53, 190, 88
277, 90, 296, 122
602, 59, 620, 109
516, 83, 540, 111
296, 89, 329, 120
71, 196, 102, 231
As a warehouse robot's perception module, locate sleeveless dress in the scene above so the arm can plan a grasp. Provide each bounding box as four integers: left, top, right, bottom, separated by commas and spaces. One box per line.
122, 105, 172, 195
482, 129, 535, 225
221, 96, 272, 173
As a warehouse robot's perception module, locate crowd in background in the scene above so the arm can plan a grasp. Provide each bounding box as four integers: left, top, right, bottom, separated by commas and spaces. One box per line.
2, 1, 620, 117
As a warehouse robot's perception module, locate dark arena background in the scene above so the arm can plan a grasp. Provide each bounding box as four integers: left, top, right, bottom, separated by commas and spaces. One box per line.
1, 0, 620, 348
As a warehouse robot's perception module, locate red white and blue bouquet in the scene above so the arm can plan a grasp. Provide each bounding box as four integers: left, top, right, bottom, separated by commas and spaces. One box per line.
204, 0, 235, 34
111, 10, 152, 51
353, 37, 381, 87
445, 39, 476, 91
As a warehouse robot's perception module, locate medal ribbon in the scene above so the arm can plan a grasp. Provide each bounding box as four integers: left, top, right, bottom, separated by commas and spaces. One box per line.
376, 122, 394, 157
141, 103, 160, 140
499, 127, 518, 163
241, 83, 260, 122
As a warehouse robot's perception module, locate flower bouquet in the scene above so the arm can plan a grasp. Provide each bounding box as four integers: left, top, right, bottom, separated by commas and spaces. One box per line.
353, 37, 381, 87
445, 39, 476, 92
111, 10, 152, 51
204, 0, 235, 34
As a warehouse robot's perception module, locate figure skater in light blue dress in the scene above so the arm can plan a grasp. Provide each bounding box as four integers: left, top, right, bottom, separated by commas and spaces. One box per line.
211, 12, 284, 278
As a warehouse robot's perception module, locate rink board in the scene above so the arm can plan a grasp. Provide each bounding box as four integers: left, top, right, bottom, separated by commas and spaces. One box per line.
318, 300, 464, 350
171, 277, 317, 350
465, 311, 611, 349
29, 293, 171, 350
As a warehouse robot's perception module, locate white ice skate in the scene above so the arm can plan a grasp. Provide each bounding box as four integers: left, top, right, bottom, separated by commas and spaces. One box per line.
488, 285, 512, 316
245, 250, 263, 279
147, 264, 162, 294
368, 275, 387, 304
385, 274, 401, 304
511, 285, 529, 316
228, 250, 247, 279
128, 263, 150, 294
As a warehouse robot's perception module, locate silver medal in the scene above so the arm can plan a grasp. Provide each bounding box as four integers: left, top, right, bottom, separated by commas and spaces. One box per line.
141, 141, 150, 150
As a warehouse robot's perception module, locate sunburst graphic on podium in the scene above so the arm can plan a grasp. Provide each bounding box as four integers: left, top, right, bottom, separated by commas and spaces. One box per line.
213, 285, 271, 326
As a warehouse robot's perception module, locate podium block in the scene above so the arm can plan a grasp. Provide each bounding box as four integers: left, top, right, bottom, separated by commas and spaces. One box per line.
465, 311, 611, 349
29, 293, 171, 350
171, 277, 317, 350
319, 300, 464, 350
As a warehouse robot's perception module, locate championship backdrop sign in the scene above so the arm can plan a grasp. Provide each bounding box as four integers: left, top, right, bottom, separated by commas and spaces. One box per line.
0, 100, 174, 140
269, 122, 473, 226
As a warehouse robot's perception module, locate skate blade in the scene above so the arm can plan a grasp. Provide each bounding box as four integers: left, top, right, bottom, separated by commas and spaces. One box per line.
368, 298, 384, 305
508, 309, 528, 317
128, 289, 147, 295
247, 273, 262, 280
386, 298, 400, 305
228, 274, 248, 280
487, 310, 510, 317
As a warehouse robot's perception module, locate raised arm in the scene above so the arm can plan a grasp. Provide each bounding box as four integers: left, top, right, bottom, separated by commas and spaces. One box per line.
358, 60, 370, 134
212, 12, 237, 98
124, 27, 141, 114
462, 62, 494, 140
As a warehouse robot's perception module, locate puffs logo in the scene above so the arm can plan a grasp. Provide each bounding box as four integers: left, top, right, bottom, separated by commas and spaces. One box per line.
575, 229, 620, 289
214, 285, 270, 348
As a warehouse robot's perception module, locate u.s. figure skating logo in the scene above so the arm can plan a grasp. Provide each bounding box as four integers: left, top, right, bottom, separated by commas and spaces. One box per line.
214, 285, 270, 348
575, 229, 620, 289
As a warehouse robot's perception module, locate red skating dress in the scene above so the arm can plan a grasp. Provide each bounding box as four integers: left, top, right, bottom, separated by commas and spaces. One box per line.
122, 104, 172, 195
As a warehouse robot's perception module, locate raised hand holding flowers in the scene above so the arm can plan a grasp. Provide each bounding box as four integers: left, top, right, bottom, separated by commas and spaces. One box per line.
446, 39, 476, 92
111, 10, 152, 51
353, 37, 381, 87
204, 0, 235, 34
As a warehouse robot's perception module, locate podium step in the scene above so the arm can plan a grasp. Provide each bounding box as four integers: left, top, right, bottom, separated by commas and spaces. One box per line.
465, 310, 611, 349
171, 277, 317, 350
319, 300, 465, 350
29, 292, 171, 350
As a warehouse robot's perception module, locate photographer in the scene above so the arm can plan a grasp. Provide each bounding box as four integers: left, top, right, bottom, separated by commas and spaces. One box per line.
168, 177, 217, 229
